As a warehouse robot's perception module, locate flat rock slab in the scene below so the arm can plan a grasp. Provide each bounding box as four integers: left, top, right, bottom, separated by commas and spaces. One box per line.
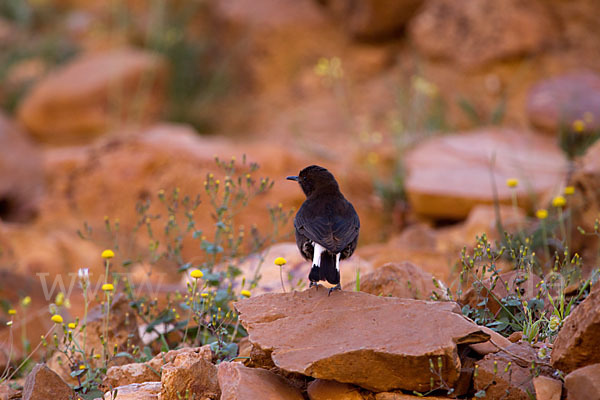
405, 129, 567, 219
235, 288, 489, 392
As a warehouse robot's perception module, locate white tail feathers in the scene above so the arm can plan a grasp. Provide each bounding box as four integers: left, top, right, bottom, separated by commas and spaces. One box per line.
312, 242, 326, 267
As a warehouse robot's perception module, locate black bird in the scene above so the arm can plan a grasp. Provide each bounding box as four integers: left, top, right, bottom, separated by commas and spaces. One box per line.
287, 165, 360, 294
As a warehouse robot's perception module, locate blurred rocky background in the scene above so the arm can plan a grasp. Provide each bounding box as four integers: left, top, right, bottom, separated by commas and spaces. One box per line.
1, 1, 600, 398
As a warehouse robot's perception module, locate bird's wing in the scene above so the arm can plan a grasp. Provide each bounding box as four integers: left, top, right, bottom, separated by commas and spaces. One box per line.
295, 202, 360, 253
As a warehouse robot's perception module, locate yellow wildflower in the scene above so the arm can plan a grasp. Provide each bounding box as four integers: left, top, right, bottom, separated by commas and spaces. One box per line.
8, 309, 16, 315
101, 249, 115, 259
79, 365, 86, 370
536, 209, 548, 220
549, 315, 560, 331
506, 178, 518, 188
21, 296, 31, 307
201, 293, 209, 298
51, 314, 63, 324
102, 283, 114, 292
190, 269, 204, 279
55, 292, 65, 307
241, 290, 251, 298
274, 257, 287, 267
564, 186, 575, 196
552, 196, 566, 208
68, 322, 77, 329
572, 119, 585, 133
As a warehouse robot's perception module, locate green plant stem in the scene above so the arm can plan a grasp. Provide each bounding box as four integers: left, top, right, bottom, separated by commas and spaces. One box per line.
1, 324, 56, 383
558, 208, 567, 243
541, 221, 550, 265
279, 266, 286, 293
511, 190, 525, 244
182, 278, 198, 345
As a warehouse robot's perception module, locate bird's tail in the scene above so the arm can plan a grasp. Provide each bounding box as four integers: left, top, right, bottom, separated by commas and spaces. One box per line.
319, 251, 339, 285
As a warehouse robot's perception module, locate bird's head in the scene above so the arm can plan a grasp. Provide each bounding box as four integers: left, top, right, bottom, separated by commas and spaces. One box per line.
287, 165, 340, 197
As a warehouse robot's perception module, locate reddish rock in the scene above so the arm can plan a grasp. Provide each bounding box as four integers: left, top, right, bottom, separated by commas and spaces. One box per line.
0, 382, 20, 400
160, 350, 220, 400
17, 49, 167, 145
533, 375, 562, 400
405, 129, 566, 220
551, 285, 600, 373
320, 0, 424, 39
564, 363, 600, 400
527, 71, 600, 135
103, 362, 160, 391
474, 342, 552, 400
217, 362, 304, 400
469, 326, 512, 356
235, 289, 489, 392
103, 382, 161, 399
567, 167, 600, 277
409, 0, 553, 68
307, 379, 364, 400
375, 394, 448, 400
22, 364, 77, 400
103, 346, 212, 389
0, 113, 43, 222
343, 261, 442, 299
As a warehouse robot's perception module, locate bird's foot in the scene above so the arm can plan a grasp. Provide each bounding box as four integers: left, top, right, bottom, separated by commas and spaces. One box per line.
328, 284, 341, 296
309, 281, 319, 290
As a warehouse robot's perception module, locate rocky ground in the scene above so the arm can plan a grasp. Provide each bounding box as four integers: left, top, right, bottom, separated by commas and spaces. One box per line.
1, 0, 600, 399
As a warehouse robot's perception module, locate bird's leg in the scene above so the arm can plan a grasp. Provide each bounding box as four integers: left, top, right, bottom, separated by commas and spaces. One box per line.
309, 281, 319, 289
328, 284, 341, 296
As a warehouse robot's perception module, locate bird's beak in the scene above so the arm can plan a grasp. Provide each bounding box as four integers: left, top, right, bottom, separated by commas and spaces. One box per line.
286, 176, 299, 181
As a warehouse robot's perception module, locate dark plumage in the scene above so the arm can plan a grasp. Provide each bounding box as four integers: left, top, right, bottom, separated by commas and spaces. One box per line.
287, 165, 360, 294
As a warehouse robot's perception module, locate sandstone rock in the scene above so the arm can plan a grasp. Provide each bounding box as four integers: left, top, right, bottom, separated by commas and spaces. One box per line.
508, 331, 523, 343
0, 382, 20, 400
566, 166, 600, 277
48, 295, 142, 384
235, 289, 489, 392
319, 0, 423, 39
356, 224, 459, 283
469, 326, 512, 356
375, 393, 448, 400
22, 364, 77, 400
17, 49, 167, 145
409, 0, 553, 69
551, 285, 600, 373
160, 350, 220, 400
307, 379, 364, 400
103, 345, 213, 389
103, 382, 161, 400
343, 261, 441, 299
0, 113, 43, 222
474, 342, 551, 400
217, 362, 304, 400
527, 71, 600, 135
533, 375, 562, 400
103, 362, 161, 390
405, 129, 566, 220
564, 363, 600, 400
